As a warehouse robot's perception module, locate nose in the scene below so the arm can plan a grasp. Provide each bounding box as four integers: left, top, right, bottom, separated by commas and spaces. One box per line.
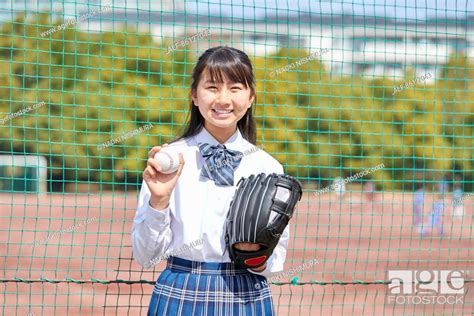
217, 88, 231, 104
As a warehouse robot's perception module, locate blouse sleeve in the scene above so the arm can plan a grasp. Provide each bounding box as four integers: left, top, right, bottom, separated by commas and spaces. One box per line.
131, 181, 174, 269
247, 225, 290, 277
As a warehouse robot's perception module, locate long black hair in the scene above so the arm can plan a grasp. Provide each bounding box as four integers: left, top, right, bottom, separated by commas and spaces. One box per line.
174, 46, 257, 144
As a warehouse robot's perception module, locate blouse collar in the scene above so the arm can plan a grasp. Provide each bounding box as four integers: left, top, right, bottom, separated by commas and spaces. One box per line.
193, 126, 247, 152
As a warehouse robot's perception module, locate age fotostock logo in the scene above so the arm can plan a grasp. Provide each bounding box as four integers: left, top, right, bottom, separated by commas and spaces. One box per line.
386, 270, 466, 305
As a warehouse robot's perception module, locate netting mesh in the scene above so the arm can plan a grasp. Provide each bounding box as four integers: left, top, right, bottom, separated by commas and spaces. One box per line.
0, 1, 473, 315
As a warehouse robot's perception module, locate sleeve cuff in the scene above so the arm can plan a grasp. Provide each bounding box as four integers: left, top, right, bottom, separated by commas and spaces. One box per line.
144, 204, 171, 230
247, 261, 274, 277
247, 267, 268, 276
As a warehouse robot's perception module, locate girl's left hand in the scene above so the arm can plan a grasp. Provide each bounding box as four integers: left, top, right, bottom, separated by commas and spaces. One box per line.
234, 243, 267, 272
234, 242, 260, 252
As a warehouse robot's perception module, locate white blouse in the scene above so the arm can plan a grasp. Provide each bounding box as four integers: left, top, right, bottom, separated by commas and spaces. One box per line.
131, 127, 288, 277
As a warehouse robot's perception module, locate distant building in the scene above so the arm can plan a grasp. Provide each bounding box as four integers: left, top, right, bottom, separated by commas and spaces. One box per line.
0, 0, 184, 15
1, 2, 472, 80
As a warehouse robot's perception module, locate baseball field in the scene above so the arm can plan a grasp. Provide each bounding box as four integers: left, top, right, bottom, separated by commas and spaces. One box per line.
1, 187, 472, 315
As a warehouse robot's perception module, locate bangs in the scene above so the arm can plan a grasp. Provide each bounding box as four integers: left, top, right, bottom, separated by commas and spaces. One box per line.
202, 55, 254, 89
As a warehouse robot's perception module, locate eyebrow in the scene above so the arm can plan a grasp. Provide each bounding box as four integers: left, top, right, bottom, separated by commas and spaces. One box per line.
203, 80, 242, 85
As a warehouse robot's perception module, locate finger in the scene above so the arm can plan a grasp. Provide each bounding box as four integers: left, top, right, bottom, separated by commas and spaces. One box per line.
175, 153, 185, 176
143, 167, 156, 181
147, 158, 163, 173
234, 242, 261, 251
148, 146, 162, 159
147, 165, 160, 178
233, 243, 244, 250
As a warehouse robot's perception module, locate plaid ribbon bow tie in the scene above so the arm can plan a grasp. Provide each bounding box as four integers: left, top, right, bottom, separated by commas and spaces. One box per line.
198, 143, 243, 186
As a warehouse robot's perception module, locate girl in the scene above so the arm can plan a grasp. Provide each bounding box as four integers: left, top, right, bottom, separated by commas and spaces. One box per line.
413, 185, 425, 230
452, 175, 464, 221
131, 46, 289, 315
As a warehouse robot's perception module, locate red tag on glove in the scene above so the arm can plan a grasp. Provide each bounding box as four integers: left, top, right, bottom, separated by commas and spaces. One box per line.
244, 256, 267, 267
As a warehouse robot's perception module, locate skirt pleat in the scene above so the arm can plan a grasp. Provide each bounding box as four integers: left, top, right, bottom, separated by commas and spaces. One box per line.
147, 256, 274, 316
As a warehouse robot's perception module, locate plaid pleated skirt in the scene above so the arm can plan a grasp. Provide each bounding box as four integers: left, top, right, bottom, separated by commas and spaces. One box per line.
147, 256, 274, 316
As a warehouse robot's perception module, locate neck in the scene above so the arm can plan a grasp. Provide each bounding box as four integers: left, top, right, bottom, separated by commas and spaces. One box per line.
204, 124, 237, 144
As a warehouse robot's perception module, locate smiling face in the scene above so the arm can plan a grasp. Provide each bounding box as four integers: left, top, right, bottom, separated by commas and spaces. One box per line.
191, 69, 255, 143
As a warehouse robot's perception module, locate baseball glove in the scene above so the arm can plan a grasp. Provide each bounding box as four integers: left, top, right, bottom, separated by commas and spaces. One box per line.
225, 173, 303, 269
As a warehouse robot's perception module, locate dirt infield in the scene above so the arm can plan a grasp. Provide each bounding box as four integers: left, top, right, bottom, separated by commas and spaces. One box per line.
1, 191, 472, 315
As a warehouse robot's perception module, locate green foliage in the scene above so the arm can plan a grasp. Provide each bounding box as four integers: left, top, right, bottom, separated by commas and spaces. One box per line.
0, 16, 472, 191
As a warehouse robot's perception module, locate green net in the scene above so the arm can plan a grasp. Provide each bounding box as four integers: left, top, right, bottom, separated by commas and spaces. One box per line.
1, 1, 473, 315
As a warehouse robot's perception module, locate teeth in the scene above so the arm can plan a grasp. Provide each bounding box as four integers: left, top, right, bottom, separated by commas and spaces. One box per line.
214, 109, 232, 114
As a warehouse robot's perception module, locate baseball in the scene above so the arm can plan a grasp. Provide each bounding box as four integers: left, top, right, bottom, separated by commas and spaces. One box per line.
154, 149, 180, 174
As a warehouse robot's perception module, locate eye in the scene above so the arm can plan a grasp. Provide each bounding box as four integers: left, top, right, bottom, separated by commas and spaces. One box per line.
207, 86, 218, 91
231, 86, 242, 91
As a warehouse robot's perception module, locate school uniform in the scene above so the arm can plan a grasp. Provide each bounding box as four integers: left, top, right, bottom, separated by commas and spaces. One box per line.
332, 177, 346, 197
452, 188, 464, 219
131, 127, 288, 315
413, 189, 425, 227
430, 199, 444, 236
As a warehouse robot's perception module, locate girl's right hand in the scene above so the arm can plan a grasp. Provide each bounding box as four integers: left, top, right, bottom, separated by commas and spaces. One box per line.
143, 144, 185, 210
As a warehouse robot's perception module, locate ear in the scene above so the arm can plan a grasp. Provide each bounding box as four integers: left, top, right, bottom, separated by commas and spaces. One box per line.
247, 94, 255, 108
191, 89, 198, 106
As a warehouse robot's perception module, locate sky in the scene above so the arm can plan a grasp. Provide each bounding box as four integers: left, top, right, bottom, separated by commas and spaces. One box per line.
186, 0, 474, 20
